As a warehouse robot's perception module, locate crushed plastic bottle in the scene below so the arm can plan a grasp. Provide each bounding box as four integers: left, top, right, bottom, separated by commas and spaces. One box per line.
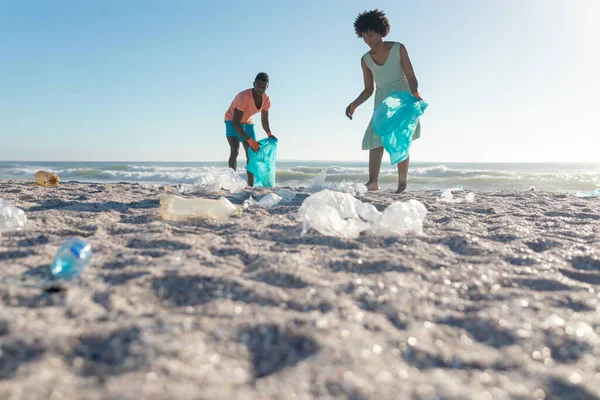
0, 199, 27, 233
34, 170, 60, 187
50, 237, 92, 280
243, 193, 282, 209
297, 189, 426, 238
160, 195, 242, 221
242, 196, 259, 209
573, 189, 600, 198
258, 193, 282, 209
276, 189, 297, 203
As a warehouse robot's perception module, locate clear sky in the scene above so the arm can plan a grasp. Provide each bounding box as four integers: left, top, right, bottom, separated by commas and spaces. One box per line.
1, 0, 598, 162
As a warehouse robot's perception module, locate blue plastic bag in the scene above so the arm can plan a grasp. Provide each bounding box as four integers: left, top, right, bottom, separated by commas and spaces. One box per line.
372, 92, 428, 165
246, 137, 278, 187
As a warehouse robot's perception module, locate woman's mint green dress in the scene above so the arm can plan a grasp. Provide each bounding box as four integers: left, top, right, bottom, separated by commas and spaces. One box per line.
362, 42, 421, 150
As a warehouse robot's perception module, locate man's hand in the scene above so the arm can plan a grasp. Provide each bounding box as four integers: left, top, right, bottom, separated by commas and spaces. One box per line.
267, 132, 277, 140
345, 103, 356, 120
247, 138, 260, 152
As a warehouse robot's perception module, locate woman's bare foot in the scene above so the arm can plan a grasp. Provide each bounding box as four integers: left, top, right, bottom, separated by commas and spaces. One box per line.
365, 180, 380, 191
396, 182, 407, 193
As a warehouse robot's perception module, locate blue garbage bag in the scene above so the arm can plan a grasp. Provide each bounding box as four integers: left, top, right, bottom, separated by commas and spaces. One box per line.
246, 137, 278, 187
372, 92, 428, 165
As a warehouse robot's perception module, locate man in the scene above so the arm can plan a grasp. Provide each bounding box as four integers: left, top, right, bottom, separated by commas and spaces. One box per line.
224, 72, 275, 187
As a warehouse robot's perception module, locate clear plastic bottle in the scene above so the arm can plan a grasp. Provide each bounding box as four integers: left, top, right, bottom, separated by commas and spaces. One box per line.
159, 195, 242, 221
34, 170, 60, 186
50, 237, 92, 280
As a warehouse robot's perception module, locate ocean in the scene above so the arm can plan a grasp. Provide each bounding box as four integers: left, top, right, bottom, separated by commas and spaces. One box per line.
1, 161, 599, 192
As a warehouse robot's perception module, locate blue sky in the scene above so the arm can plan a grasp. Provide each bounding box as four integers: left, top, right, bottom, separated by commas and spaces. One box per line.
1, 0, 598, 162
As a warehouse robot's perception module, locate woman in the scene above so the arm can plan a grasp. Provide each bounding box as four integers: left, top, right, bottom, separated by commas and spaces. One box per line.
346, 10, 423, 193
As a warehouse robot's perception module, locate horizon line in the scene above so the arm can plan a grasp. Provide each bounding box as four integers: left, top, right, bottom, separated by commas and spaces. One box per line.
1, 159, 599, 164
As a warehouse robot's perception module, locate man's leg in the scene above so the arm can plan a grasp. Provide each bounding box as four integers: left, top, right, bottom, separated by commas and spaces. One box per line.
227, 136, 240, 170
242, 141, 254, 187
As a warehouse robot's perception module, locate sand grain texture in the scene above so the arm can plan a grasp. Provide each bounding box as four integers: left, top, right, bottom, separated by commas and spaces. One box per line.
1, 180, 599, 399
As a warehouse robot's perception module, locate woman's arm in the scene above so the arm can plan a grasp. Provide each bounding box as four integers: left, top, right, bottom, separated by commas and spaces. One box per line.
346, 57, 375, 119
400, 43, 420, 98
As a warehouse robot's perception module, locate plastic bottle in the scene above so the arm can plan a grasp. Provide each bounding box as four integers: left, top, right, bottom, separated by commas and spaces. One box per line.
50, 237, 92, 280
0, 199, 27, 233
34, 171, 60, 187
159, 195, 242, 221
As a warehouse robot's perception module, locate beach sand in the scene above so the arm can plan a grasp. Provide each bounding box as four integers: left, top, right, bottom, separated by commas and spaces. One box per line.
1, 180, 599, 399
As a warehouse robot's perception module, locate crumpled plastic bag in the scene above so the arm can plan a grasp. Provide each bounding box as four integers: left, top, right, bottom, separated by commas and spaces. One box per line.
179, 168, 246, 194
372, 92, 428, 165
246, 137, 278, 188
276, 189, 296, 203
296, 189, 427, 239
437, 189, 475, 203
0, 198, 27, 233
305, 171, 367, 196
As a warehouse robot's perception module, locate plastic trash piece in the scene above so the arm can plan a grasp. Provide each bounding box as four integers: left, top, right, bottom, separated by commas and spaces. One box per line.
34, 170, 60, 187
50, 237, 92, 280
243, 193, 283, 209
276, 189, 296, 203
243, 196, 259, 209
371, 199, 428, 236
296, 190, 372, 238
258, 193, 282, 209
297, 189, 427, 238
438, 190, 475, 203
246, 137, 278, 188
0, 199, 27, 233
372, 92, 428, 165
440, 189, 453, 200
220, 168, 247, 193
573, 189, 600, 198
189, 168, 246, 194
306, 171, 368, 196
160, 195, 242, 221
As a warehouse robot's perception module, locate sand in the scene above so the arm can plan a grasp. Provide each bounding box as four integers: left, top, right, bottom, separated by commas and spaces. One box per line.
0, 180, 599, 400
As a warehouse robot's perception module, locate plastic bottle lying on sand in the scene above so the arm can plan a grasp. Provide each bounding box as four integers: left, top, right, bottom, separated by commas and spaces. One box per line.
50, 237, 92, 280
0, 199, 27, 233
160, 195, 242, 221
573, 189, 600, 198
34, 171, 60, 187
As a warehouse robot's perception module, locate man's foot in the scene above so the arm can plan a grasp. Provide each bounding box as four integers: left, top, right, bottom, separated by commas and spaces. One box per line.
395, 182, 407, 193
365, 180, 379, 191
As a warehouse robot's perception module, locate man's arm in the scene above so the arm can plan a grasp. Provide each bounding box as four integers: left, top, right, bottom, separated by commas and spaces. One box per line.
261, 110, 273, 137
232, 109, 251, 141
400, 43, 420, 97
